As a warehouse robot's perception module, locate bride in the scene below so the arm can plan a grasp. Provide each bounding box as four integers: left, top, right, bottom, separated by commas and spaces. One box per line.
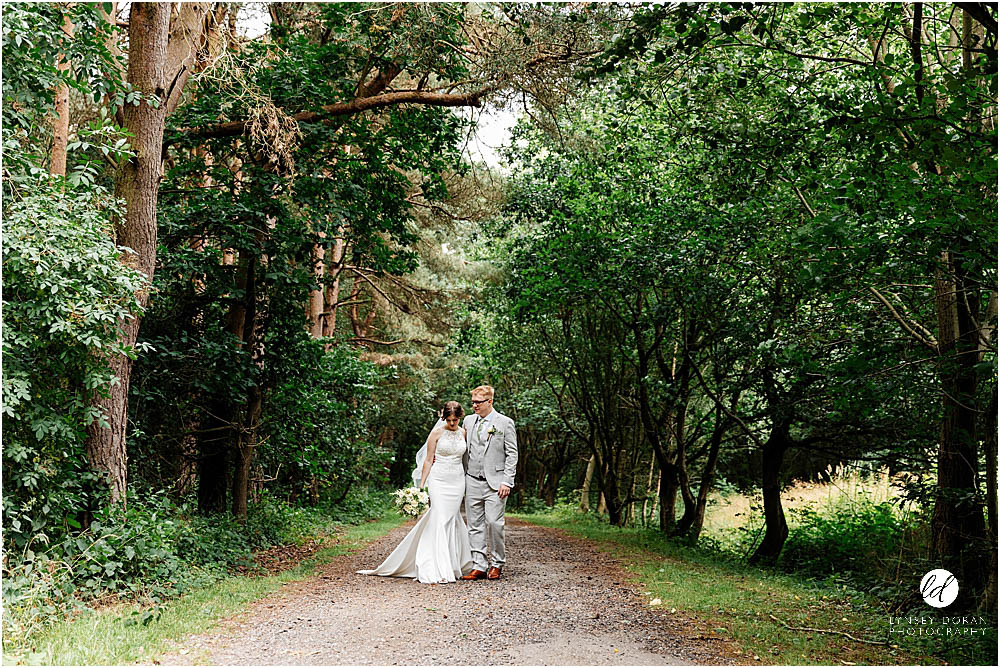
357, 401, 473, 583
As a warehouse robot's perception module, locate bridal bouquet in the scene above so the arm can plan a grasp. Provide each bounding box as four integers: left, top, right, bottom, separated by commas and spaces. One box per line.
392, 486, 429, 517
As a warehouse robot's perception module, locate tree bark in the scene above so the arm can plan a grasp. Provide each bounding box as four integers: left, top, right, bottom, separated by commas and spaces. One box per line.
580, 454, 595, 512
633, 322, 679, 534
308, 232, 325, 337
85, 2, 171, 506
322, 232, 345, 342
641, 455, 656, 527
658, 464, 678, 531
593, 449, 626, 525
231, 386, 261, 520
749, 422, 790, 565
49, 9, 73, 177
668, 350, 699, 535
687, 404, 729, 542
672, 443, 699, 536
176, 421, 199, 497
930, 251, 988, 606
163, 3, 220, 115
229, 244, 262, 519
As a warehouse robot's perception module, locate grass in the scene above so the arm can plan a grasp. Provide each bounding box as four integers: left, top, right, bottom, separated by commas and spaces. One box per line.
3, 513, 406, 666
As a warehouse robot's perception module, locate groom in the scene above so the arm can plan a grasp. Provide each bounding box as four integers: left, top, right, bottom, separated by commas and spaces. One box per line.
461, 385, 517, 581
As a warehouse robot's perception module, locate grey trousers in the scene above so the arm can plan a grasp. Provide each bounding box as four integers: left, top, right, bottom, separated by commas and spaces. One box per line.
465, 475, 506, 570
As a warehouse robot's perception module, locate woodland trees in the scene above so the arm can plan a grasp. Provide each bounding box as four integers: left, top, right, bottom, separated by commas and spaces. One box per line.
472, 1, 996, 609
92, 1, 617, 509
3, 1, 619, 520
2, 1, 996, 618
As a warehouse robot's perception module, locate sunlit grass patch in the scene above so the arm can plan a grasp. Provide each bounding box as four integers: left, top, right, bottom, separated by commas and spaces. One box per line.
702, 468, 907, 538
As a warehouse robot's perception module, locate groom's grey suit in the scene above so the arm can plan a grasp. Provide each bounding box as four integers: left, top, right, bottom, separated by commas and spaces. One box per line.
462, 409, 517, 570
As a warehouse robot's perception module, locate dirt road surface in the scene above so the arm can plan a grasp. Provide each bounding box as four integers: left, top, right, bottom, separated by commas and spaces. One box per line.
156, 518, 737, 665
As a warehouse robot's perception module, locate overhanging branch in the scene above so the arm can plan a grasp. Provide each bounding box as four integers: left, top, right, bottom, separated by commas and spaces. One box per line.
173, 88, 491, 141
868, 286, 939, 352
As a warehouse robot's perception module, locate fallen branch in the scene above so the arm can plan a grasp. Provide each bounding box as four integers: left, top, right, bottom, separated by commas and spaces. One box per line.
767, 614, 888, 646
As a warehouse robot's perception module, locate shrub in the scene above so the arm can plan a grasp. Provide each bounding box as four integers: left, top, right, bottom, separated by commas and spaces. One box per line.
2, 179, 146, 553
2, 485, 392, 650
779, 495, 912, 579
517, 496, 552, 515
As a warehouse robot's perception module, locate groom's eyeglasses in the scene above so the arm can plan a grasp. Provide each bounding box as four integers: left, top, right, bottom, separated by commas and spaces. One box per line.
471, 399, 491, 405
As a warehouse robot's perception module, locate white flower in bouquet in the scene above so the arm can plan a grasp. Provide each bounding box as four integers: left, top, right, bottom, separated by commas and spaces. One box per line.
393, 486, 429, 517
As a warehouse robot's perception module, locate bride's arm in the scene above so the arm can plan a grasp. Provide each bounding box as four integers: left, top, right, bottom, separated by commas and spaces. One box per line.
419, 429, 442, 488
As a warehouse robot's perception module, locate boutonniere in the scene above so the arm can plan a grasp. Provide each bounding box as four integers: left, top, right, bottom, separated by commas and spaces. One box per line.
487, 425, 499, 436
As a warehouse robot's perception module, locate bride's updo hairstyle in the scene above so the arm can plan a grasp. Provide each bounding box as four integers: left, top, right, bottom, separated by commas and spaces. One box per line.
441, 401, 464, 420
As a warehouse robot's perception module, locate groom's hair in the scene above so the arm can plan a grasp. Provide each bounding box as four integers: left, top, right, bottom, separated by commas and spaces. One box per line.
441, 401, 465, 419
471, 385, 494, 400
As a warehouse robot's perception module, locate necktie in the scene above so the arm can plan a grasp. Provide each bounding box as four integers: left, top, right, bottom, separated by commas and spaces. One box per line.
476, 415, 483, 440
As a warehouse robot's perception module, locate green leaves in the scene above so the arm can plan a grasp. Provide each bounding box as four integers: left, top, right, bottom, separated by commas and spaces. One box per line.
720, 15, 749, 36
2, 178, 145, 551
2, 2, 127, 184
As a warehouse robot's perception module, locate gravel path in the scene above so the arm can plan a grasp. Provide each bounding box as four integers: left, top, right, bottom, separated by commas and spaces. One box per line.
156, 518, 737, 665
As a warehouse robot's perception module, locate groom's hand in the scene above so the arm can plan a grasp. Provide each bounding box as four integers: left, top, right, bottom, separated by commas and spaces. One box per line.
498, 484, 511, 499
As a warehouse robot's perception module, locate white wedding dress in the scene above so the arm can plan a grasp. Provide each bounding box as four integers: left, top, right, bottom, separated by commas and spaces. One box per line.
357, 427, 473, 583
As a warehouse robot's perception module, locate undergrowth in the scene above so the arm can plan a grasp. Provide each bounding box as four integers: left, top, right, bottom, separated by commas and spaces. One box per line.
1, 486, 392, 651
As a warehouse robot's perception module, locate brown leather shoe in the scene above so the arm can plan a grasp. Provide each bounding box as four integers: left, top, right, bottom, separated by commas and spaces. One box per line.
460, 569, 487, 581
487, 566, 502, 580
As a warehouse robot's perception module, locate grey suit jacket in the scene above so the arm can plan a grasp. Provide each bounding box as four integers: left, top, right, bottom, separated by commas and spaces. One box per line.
462, 410, 518, 491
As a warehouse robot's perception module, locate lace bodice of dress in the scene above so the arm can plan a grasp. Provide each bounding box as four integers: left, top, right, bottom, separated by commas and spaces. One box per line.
435, 428, 467, 462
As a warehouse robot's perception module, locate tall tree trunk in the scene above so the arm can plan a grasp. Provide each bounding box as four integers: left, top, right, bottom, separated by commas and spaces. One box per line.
542, 460, 562, 506
658, 463, 678, 531
669, 351, 698, 534
163, 4, 220, 116
231, 386, 262, 520
307, 232, 325, 337
687, 405, 729, 543
632, 315, 681, 534
580, 454, 595, 512
641, 455, 656, 527
594, 450, 624, 524
198, 248, 252, 513
50, 9, 73, 177
176, 421, 199, 497
749, 422, 790, 565
322, 232, 345, 344
85, 2, 171, 505
672, 445, 699, 536
227, 231, 263, 519
931, 251, 988, 606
